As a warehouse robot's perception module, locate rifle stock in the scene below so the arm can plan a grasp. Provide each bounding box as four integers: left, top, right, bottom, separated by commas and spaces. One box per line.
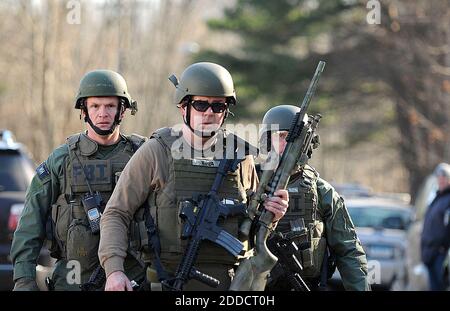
230, 61, 326, 291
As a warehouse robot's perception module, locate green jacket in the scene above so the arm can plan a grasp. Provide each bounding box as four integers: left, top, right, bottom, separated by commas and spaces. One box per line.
315, 177, 369, 291
268, 165, 369, 291
10, 133, 145, 290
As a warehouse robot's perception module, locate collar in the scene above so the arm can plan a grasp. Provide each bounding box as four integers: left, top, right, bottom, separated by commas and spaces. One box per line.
437, 186, 450, 197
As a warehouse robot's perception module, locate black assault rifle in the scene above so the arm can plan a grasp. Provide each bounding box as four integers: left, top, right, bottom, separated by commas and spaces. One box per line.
266, 219, 311, 291
161, 157, 247, 291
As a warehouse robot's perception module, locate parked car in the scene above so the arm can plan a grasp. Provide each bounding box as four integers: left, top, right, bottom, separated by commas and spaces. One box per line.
329, 196, 414, 290
331, 182, 373, 199
0, 130, 36, 290
0, 130, 54, 290
331, 182, 411, 203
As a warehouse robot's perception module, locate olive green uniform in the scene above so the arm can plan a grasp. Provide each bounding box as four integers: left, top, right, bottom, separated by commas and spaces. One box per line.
99, 128, 258, 291
11, 133, 146, 290
267, 165, 369, 291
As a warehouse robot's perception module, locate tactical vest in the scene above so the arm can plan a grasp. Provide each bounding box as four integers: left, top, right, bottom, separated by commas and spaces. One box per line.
131, 127, 250, 268
50, 133, 145, 283
274, 165, 326, 279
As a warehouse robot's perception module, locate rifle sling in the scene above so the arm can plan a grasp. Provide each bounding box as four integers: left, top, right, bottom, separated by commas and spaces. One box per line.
144, 204, 170, 282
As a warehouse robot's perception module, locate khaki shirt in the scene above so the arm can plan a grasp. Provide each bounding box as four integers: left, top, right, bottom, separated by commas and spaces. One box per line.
99, 134, 258, 278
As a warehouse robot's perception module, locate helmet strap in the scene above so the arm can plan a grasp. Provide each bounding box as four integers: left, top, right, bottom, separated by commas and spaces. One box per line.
181, 97, 233, 138
183, 103, 221, 138
82, 100, 124, 136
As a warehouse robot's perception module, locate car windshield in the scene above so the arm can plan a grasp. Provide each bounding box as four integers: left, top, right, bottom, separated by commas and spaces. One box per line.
0, 150, 34, 191
348, 206, 411, 230
332, 183, 372, 198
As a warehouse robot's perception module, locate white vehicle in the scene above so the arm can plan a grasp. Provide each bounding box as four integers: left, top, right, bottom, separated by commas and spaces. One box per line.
404, 174, 439, 291
330, 196, 414, 290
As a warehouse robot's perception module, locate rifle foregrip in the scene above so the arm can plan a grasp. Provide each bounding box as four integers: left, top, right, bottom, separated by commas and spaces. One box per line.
190, 267, 220, 288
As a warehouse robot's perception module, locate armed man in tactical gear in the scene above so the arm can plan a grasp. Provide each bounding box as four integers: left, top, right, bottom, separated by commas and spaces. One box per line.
99, 62, 289, 291
10, 70, 147, 290
261, 105, 370, 291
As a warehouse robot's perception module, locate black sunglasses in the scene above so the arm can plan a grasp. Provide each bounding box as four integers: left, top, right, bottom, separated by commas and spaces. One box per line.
190, 100, 228, 113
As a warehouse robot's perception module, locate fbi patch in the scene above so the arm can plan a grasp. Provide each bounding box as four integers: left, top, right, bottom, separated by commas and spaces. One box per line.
36, 162, 51, 183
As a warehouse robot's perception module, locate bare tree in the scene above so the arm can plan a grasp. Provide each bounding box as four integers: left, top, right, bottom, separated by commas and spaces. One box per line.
0, 0, 213, 162
375, 1, 450, 198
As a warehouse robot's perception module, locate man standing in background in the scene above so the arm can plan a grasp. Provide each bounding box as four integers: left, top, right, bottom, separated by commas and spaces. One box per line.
421, 163, 450, 291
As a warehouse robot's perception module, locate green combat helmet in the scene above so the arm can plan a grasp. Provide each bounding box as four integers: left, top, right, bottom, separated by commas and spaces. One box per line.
168, 62, 236, 137
75, 69, 138, 135
260, 105, 319, 154
262, 105, 303, 132
168, 62, 236, 105
75, 69, 138, 114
